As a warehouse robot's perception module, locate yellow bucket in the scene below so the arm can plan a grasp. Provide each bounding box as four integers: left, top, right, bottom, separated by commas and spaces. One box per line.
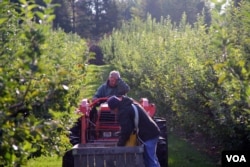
125, 132, 138, 146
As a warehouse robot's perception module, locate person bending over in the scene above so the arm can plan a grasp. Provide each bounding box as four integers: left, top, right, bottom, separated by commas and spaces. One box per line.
107, 95, 160, 167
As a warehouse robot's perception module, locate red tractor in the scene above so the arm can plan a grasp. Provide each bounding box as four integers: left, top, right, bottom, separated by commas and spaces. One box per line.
63, 97, 167, 167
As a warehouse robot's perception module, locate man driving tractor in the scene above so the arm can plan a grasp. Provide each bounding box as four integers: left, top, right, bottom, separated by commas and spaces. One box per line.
63, 71, 130, 167
93, 70, 130, 100
69, 70, 130, 146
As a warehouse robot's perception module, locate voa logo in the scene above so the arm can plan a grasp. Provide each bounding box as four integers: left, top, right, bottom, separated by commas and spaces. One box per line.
222, 151, 250, 167
226, 155, 247, 163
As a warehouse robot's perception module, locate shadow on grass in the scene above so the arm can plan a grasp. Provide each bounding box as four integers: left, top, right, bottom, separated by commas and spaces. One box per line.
168, 133, 218, 167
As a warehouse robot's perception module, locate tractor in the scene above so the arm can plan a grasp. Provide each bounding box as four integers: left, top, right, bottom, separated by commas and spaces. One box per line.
63, 97, 167, 167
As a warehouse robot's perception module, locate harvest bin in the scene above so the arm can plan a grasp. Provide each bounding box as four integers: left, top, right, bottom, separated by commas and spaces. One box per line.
72, 144, 145, 167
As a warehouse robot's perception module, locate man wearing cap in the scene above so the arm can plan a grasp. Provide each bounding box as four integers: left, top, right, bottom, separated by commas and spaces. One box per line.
107, 95, 160, 167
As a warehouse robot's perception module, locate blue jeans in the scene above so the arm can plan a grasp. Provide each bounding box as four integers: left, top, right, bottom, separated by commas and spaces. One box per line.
143, 137, 160, 167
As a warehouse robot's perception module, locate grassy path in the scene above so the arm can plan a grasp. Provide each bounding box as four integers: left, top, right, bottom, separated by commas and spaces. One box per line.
168, 133, 216, 167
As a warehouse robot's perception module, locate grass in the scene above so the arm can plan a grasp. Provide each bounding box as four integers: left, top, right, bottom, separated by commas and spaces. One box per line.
168, 133, 216, 167
27, 156, 62, 167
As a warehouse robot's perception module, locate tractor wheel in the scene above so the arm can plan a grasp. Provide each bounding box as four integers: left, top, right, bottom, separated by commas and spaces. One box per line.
154, 117, 168, 167
62, 149, 74, 167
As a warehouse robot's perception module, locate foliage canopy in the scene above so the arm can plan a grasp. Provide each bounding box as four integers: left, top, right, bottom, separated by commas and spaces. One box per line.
0, 0, 88, 166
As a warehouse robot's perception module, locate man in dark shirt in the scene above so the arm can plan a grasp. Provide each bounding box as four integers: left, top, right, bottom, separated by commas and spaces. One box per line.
107, 95, 160, 167
93, 70, 130, 100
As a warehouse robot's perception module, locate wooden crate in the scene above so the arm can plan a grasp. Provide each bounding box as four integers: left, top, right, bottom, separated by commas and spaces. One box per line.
72, 143, 145, 167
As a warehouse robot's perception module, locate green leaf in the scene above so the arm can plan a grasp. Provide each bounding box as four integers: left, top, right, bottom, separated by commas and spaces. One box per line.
35, 11, 44, 20
213, 63, 225, 71
238, 60, 245, 67
0, 17, 8, 25
218, 73, 227, 84
44, 0, 52, 4
246, 86, 250, 97
46, 15, 55, 23
28, 4, 38, 11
